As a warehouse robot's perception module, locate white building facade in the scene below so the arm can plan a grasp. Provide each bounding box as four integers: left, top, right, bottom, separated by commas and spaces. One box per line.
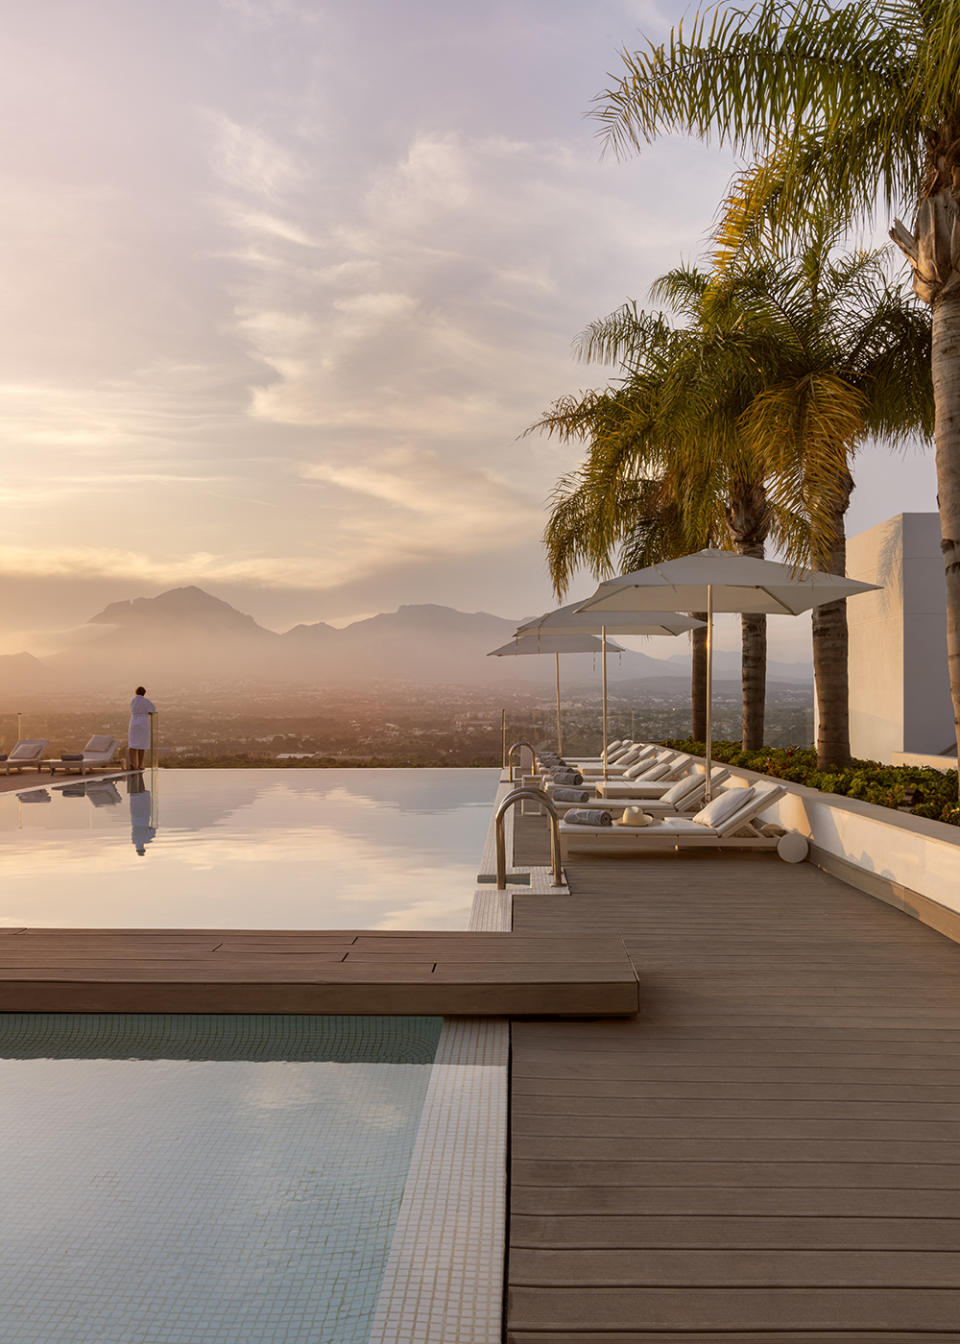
846, 512, 955, 766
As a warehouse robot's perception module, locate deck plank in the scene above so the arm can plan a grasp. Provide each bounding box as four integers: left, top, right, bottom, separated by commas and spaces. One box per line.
0, 927, 639, 1015
506, 839, 960, 1338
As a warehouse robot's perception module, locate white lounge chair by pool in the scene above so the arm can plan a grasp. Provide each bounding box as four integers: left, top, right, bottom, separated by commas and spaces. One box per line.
594, 765, 728, 805
43, 736, 119, 775
559, 783, 807, 862
581, 747, 677, 778
548, 768, 730, 817
0, 740, 49, 774
595, 755, 697, 797
573, 741, 648, 767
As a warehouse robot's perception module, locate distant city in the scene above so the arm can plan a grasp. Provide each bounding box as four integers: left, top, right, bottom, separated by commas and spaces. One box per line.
1, 681, 814, 769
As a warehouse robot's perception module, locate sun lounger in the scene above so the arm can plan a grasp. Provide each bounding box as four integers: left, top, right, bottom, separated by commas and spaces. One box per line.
43, 735, 119, 775
559, 783, 807, 862
595, 755, 697, 797
581, 747, 676, 778
573, 741, 647, 766
0, 740, 49, 774
547, 768, 730, 816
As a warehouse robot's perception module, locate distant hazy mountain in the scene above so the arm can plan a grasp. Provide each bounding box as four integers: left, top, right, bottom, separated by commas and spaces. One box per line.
31, 587, 813, 689
661, 648, 813, 683
90, 586, 274, 640
0, 651, 60, 697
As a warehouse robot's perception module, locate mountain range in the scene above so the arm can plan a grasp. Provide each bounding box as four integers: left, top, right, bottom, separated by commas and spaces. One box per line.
1, 585, 814, 694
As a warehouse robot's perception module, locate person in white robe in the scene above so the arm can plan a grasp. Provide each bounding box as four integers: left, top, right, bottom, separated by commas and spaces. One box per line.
128, 686, 156, 769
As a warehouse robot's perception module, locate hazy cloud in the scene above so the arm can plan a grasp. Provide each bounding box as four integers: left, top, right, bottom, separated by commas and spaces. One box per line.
0, 0, 938, 657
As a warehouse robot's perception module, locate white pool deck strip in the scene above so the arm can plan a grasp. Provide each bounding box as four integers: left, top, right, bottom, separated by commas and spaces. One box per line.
366, 774, 529, 1344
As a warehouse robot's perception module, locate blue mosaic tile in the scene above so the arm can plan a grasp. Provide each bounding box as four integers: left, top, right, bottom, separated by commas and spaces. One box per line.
0, 1013, 441, 1343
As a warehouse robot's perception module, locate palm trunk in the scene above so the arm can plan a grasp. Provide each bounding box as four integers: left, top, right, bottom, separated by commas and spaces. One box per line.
691, 614, 707, 742
932, 289, 960, 779
725, 478, 770, 751
812, 473, 854, 769
891, 159, 960, 792
741, 612, 767, 751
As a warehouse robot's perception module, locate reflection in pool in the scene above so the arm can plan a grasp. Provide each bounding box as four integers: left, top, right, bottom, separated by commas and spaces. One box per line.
0, 768, 498, 930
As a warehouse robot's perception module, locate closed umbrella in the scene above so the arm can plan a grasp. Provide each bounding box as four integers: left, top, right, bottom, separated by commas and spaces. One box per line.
513, 603, 705, 778
575, 548, 879, 798
488, 632, 625, 754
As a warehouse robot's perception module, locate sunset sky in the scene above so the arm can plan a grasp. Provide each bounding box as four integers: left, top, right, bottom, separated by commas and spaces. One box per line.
0, 0, 938, 662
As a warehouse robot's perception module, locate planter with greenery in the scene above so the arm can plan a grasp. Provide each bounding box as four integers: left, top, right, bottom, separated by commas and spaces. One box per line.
664, 738, 960, 827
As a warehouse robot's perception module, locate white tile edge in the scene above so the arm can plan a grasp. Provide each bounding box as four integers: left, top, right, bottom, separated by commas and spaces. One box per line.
367, 777, 512, 1344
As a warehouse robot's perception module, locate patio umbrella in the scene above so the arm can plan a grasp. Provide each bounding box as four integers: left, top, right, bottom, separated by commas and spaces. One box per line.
513, 603, 706, 778
575, 548, 880, 798
488, 632, 625, 754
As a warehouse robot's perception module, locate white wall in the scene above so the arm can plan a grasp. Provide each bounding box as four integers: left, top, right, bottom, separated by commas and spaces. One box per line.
720, 761, 960, 920
847, 512, 954, 762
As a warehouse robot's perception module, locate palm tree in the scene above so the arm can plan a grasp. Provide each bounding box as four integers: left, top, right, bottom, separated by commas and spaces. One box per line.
532, 240, 932, 766
592, 0, 960, 771
540, 412, 715, 741
688, 239, 932, 765
531, 306, 778, 750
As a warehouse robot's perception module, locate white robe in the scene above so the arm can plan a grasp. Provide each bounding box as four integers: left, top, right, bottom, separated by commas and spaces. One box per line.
128, 695, 156, 750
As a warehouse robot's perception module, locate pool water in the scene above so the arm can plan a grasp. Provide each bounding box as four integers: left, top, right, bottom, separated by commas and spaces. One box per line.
0, 768, 498, 929
0, 1013, 443, 1344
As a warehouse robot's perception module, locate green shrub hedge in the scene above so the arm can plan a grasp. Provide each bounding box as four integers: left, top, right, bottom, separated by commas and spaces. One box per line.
662, 739, 960, 828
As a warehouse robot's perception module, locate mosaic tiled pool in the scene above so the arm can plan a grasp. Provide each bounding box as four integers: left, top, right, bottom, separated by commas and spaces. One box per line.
0, 1012, 443, 1344
0, 768, 498, 929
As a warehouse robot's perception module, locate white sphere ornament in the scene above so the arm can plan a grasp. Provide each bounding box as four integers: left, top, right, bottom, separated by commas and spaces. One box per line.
777, 831, 809, 864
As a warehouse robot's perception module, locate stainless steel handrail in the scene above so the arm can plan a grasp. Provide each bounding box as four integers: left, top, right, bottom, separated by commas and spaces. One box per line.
507, 740, 538, 782
494, 787, 564, 890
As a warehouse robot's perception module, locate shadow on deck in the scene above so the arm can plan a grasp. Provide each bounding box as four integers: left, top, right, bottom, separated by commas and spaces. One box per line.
507, 812, 960, 1340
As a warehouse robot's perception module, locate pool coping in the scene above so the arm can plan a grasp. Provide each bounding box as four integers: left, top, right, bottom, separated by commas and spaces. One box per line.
368, 774, 529, 1344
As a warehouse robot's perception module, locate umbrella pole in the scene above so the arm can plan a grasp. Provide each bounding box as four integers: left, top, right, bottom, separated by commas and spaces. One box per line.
705, 584, 714, 801
555, 651, 562, 755
601, 625, 609, 782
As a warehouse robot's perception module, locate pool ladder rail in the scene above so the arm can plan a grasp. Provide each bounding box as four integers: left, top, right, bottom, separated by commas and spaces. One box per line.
494, 786, 564, 891
506, 740, 538, 782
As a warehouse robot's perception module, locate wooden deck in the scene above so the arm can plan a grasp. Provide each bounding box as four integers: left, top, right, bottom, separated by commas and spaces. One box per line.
0, 927, 639, 1016
506, 833, 960, 1340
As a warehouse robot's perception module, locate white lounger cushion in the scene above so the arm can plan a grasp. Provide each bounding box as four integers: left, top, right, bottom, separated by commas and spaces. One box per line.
628, 760, 670, 782
693, 787, 755, 830
598, 768, 728, 803
658, 774, 703, 807
85, 735, 115, 754
8, 740, 46, 761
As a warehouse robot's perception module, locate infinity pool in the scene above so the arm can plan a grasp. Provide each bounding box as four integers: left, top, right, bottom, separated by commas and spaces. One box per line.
0, 769, 498, 929
0, 1013, 442, 1344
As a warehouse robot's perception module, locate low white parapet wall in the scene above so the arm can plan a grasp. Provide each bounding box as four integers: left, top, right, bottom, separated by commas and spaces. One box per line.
707, 757, 960, 937
891, 750, 958, 773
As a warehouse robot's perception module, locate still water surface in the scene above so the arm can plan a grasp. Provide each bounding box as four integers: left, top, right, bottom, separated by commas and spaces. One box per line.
0, 768, 498, 929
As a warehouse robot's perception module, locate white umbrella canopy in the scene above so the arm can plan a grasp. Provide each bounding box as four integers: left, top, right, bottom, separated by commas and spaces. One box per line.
512, 604, 706, 775
574, 548, 878, 615
515, 601, 704, 638
575, 548, 881, 798
488, 632, 626, 754
488, 633, 625, 656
